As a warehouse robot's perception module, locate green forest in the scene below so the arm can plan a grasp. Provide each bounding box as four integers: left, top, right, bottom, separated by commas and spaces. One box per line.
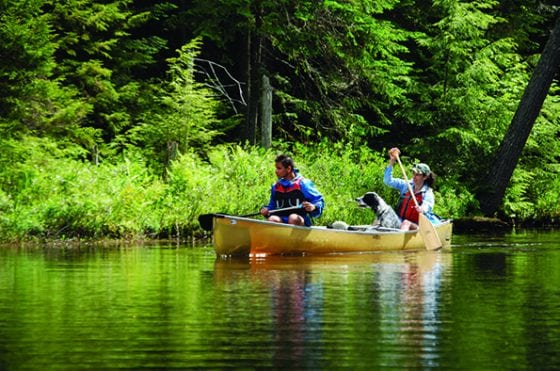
1, 0, 559, 242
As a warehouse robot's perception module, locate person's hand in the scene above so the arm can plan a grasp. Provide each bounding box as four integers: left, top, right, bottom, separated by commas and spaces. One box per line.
415, 205, 423, 213
388, 147, 400, 165
388, 147, 401, 159
302, 201, 316, 212
260, 207, 269, 216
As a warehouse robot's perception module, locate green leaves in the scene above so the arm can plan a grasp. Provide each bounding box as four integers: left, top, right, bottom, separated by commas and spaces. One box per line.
126, 38, 223, 169
259, 0, 415, 141
404, 0, 531, 181
0, 0, 559, 225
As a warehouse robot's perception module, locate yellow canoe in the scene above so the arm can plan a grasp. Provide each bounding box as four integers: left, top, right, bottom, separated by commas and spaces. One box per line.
210, 215, 453, 256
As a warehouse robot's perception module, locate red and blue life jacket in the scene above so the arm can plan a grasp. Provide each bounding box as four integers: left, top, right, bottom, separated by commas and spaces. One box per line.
273, 178, 307, 217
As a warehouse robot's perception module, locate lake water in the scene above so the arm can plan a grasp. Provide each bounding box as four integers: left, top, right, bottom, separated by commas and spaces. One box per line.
1, 230, 560, 369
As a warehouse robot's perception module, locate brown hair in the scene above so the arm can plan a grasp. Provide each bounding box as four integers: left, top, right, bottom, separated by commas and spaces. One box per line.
425, 173, 435, 188
275, 154, 295, 170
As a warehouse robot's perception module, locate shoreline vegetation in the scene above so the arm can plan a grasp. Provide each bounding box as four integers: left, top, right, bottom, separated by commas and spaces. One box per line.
2, 2, 559, 245
0, 139, 557, 245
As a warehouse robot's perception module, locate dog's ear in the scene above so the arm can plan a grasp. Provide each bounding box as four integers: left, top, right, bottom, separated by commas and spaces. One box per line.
363, 192, 379, 208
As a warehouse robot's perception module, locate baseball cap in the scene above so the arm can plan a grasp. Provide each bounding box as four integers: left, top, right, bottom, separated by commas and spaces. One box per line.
412, 163, 431, 175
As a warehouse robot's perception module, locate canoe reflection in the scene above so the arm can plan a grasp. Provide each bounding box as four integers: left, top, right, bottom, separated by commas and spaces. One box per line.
213, 252, 452, 368
213, 250, 449, 273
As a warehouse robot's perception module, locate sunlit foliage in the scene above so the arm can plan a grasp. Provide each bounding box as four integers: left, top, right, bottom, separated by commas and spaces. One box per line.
0, 0, 559, 241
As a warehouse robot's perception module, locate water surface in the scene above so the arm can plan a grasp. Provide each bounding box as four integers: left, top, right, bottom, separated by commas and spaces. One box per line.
1, 231, 559, 369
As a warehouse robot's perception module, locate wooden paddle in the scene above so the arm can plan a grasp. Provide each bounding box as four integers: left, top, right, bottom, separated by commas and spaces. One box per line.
395, 154, 442, 251
198, 205, 304, 231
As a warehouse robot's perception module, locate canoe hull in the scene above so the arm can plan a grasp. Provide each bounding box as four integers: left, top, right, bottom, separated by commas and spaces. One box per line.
212, 215, 453, 256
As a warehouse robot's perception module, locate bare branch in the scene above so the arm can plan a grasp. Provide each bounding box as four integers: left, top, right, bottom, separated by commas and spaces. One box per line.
194, 58, 246, 113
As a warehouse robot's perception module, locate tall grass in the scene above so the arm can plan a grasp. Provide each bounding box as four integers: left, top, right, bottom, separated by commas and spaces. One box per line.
0, 139, 540, 242
0, 154, 164, 241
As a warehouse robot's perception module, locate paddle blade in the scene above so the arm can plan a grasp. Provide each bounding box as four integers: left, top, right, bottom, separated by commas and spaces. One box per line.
198, 214, 215, 231
418, 213, 442, 250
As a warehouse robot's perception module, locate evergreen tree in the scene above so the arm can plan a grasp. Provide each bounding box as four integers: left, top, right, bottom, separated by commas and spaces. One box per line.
48, 0, 168, 149
0, 0, 89, 140
478, 10, 560, 217
126, 39, 223, 169
263, 0, 415, 143
400, 0, 528, 180
143, 1, 415, 146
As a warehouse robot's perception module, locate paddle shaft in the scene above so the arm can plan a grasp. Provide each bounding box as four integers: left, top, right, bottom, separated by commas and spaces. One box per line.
198, 205, 305, 231
262, 204, 305, 216
240, 204, 305, 217
395, 154, 422, 210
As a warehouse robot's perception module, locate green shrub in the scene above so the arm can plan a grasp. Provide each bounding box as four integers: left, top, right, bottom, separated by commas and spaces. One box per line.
2, 138, 544, 242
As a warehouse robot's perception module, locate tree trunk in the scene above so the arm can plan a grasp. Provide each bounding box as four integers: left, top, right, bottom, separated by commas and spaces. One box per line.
477, 11, 560, 216
260, 74, 272, 149
245, 0, 263, 145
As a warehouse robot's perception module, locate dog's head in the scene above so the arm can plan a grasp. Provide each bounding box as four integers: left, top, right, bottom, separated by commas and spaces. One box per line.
356, 192, 381, 210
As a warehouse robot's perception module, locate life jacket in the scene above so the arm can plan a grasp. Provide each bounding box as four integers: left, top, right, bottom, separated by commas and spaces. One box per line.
273, 177, 307, 217
396, 187, 425, 224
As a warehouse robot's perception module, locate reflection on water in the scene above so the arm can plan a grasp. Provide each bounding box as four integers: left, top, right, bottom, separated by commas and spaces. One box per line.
1, 231, 560, 369
213, 251, 452, 369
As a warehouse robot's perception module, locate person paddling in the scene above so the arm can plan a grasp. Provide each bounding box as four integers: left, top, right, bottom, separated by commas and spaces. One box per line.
384, 147, 438, 230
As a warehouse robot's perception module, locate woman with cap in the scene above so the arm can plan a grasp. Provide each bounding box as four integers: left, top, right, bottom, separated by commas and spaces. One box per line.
383, 147, 438, 230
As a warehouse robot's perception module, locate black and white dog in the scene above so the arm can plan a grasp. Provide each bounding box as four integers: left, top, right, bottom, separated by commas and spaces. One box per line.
356, 192, 401, 229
